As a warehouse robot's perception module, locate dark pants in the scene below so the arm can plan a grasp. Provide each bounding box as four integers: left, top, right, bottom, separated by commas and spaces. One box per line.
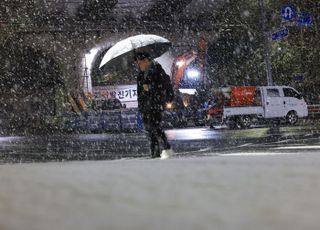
141, 111, 171, 158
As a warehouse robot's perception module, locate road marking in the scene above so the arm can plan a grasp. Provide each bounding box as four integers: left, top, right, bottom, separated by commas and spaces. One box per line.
220, 152, 300, 156
273, 145, 320, 150
0, 136, 25, 142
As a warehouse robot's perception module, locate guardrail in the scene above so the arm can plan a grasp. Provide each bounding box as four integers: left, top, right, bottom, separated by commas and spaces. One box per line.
2, 106, 317, 134
62, 105, 320, 132
308, 104, 320, 118
62, 109, 141, 133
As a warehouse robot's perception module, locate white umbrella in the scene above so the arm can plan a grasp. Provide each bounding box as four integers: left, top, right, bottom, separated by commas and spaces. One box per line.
99, 34, 171, 71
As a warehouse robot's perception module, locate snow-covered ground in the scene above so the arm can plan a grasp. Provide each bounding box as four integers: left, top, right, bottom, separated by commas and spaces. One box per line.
1, 151, 320, 230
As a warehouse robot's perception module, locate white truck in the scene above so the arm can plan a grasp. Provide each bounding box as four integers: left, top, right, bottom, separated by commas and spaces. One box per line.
222, 86, 308, 128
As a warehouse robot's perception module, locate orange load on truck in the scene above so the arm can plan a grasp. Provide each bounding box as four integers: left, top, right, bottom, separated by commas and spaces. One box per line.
208, 86, 257, 117
229, 86, 256, 107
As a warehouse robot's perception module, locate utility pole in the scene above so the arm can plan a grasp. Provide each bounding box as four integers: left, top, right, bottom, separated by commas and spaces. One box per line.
259, 0, 273, 86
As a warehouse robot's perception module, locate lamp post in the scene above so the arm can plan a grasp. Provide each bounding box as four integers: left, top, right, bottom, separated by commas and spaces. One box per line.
259, 0, 273, 86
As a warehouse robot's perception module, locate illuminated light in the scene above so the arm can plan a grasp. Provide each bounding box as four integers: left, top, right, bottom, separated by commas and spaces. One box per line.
166, 102, 173, 109
83, 47, 100, 93
176, 60, 184, 68
187, 69, 200, 79
179, 88, 197, 95
84, 47, 99, 74
166, 128, 214, 140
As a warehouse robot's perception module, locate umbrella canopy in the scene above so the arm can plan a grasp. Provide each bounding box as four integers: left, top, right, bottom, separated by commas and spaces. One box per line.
99, 34, 171, 72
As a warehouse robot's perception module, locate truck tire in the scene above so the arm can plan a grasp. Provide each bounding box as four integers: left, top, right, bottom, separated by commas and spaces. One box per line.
239, 115, 252, 128
286, 111, 298, 125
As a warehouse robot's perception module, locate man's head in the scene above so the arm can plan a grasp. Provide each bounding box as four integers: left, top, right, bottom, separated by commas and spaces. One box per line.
134, 52, 152, 72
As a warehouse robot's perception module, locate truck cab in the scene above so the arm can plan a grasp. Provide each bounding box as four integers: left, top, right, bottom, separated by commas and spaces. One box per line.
262, 86, 308, 120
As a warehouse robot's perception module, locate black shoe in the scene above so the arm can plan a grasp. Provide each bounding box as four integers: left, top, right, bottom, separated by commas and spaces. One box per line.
151, 153, 160, 158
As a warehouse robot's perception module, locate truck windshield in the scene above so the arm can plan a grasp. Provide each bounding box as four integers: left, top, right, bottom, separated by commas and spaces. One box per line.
283, 88, 302, 100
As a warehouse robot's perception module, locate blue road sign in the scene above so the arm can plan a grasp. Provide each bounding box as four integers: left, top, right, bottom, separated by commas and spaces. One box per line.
292, 75, 303, 81
281, 4, 296, 21
296, 12, 313, 27
272, 28, 289, 41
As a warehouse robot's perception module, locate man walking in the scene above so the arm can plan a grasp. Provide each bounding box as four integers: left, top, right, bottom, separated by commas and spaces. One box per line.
135, 52, 174, 159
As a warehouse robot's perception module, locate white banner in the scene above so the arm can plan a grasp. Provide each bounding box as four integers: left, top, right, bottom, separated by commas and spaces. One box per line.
92, 85, 138, 108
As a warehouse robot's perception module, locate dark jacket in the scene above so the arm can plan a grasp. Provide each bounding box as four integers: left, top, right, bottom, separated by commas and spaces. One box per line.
137, 61, 173, 114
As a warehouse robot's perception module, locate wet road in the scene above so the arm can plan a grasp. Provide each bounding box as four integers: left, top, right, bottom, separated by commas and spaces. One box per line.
0, 122, 320, 163
1, 148, 320, 230
1, 123, 320, 230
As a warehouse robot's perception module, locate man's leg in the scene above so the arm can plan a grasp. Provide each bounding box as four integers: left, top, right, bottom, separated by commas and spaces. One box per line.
142, 113, 160, 158
154, 112, 174, 159
149, 129, 160, 158
156, 125, 173, 159
156, 127, 171, 150
156, 112, 171, 150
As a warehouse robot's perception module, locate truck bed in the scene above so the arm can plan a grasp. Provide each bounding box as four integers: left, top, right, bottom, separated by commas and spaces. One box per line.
223, 106, 264, 118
